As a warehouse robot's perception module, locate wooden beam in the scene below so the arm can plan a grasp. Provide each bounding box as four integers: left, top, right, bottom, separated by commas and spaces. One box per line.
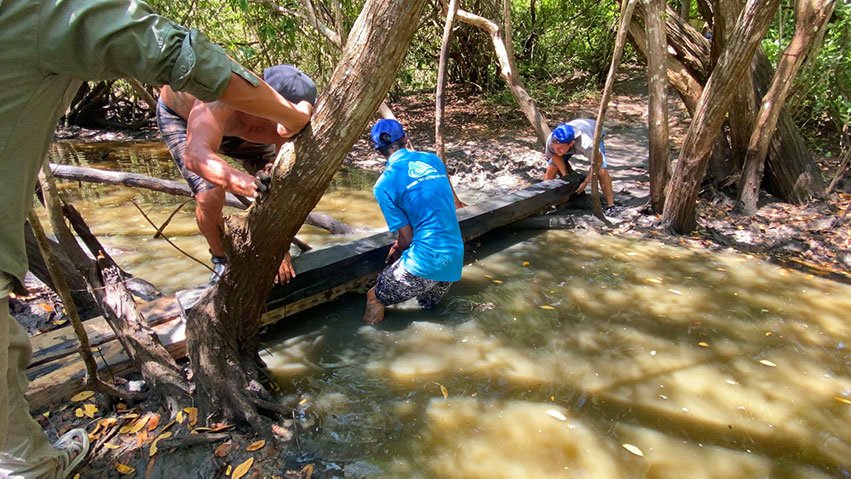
25, 177, 580, 410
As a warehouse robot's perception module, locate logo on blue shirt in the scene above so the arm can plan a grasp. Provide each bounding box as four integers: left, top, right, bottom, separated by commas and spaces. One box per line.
408, 161, 438, 178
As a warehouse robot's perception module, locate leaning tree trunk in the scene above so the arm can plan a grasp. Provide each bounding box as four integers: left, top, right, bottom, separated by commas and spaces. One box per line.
715, 0, 757, 174
644, 0, 670, 214
24, 222, 99, 317
663, 0, 780, 233
633, 2, 732, 181
435, 0, 460, 161
644, 3, 823, 202
628, 21, 704, 115
588, 0, 638, 221
451, 3, 551, 144
753, 51, 826, 203
39, 163, 187, 411
64, 204, 190, 414
27, 210, 140, 402
737, 0, 836, 214
186, 0, 429, 430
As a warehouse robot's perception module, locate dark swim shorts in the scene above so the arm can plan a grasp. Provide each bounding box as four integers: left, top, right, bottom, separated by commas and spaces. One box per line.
374, 259, 453, 310
156, 100, 277, 195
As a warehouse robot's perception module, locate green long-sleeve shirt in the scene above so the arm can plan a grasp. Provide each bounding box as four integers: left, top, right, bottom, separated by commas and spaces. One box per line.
0, 0, 259, 287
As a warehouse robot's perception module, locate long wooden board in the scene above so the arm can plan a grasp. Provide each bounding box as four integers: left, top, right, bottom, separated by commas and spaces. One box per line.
25, 178, 579, 409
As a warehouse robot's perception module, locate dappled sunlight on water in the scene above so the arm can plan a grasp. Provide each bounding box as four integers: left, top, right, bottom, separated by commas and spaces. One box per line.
263, 230, 850, 478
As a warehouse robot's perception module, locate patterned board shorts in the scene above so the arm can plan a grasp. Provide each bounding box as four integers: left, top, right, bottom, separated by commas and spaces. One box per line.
156, 100, 277, 195
374, 259, 453, 310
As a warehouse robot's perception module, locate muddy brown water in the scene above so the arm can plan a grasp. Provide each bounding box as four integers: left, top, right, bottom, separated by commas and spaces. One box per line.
46, 142, 850, 478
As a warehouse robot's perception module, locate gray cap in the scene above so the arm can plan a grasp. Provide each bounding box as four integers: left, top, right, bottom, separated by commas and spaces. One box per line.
262, 64, 317, 105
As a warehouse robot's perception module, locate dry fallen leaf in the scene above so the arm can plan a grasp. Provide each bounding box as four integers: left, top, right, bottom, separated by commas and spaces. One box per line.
82, 403, 99, 419
301, 463, 314, 479
245, 439, 266, 452
149, 431, 172, 457
492, 280, 503, 284
622, 443, 644, 457
522, 261, 530, 267
119, 415, 149, 435
115, 463, 135, 475
832, 397, 851, 405
225, 465, 232, 476
214, 441, 235, 457
74, 408, 83, 418
42, 411, 50, 419
210, 423, 234, 433
103, 442, 120, 450
546, 410, 567, 421
698, 342, 709, 348
231, 457, 254, 479
758, 359, 777, 367
437, 383, 449, 399
539, 305, 555, 310
483, 274, 494, 279
147, 413, 160, 431
72, 474, 80, 479
70, 391, 95, 402
184, 407, 198, 427
175, 410, 185, 424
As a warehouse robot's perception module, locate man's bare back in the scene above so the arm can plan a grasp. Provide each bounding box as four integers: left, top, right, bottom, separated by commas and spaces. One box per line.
160, 86, 285, 145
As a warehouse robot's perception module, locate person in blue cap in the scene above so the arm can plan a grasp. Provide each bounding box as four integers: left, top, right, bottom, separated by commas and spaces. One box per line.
543, 119, 618, 215
364, 119, 465, 325
157, 64, 317, 284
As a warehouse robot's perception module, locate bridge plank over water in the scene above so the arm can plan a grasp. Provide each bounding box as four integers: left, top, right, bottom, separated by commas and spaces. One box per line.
25, 178, 578, 409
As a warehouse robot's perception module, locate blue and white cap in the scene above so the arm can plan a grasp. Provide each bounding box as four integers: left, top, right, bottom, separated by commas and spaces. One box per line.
552, 124, 576, 143
370, 119, 406, 149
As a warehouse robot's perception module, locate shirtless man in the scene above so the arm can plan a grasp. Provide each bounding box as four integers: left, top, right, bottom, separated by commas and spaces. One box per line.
157, 65, 317, 283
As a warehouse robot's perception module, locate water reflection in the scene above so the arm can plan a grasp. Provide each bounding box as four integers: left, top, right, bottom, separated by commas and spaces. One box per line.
42, 141, 384, 293
262, 230, 850, 478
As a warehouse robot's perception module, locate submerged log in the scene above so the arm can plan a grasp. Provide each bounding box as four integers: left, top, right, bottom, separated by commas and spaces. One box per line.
25, 177, 581, 410
507, 214, 576, 230
48, 164, 356, 235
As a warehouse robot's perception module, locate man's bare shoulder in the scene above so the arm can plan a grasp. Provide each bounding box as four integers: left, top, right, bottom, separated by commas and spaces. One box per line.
161, 86, 233, 120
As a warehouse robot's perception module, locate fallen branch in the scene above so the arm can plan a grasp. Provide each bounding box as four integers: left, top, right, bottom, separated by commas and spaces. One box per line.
49, 164, 356, 234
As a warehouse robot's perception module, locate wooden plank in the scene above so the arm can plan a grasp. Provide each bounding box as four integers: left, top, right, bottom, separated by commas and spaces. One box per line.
25, 178, 577, 410
28, 296, 184, 369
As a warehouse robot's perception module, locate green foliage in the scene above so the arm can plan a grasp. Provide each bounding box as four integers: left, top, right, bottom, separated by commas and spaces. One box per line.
763, 0, 850, 142
508, 0, 622, 84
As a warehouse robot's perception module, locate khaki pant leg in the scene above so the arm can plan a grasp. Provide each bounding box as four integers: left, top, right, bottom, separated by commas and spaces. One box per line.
0, 276, 65, 479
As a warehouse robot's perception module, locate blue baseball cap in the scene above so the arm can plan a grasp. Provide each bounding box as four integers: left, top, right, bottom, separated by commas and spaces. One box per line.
552, 124, 576, 144
263, 64, 317, 105
370, 119, 406, 149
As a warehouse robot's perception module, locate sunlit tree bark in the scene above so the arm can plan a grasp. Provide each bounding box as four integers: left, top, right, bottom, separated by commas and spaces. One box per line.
736, 0, 836, 214
185, 0, 428, 430
644, 0, 670, 214
435, 0, 459, 161
663, 0, 780, 233
447, 2, 551, 144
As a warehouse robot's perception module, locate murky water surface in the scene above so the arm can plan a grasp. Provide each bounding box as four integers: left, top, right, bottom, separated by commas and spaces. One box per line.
261, 229, 850, 478
49, 142, 850, 478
